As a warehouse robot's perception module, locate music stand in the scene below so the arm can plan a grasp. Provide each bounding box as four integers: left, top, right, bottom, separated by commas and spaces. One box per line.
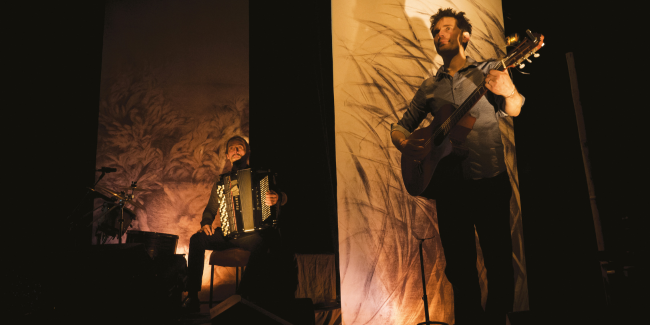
414, 236, 448, 325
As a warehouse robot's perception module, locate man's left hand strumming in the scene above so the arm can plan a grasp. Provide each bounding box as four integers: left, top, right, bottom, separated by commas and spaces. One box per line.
265, 190, 279, 206
265, 190, 288, 206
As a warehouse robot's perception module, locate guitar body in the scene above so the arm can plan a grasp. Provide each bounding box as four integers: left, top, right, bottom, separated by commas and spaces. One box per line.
400, 130, 452, 197
401, 105, 476, 197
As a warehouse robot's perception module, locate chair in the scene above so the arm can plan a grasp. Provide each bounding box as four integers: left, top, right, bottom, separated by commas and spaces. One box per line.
208, 248, 251, 308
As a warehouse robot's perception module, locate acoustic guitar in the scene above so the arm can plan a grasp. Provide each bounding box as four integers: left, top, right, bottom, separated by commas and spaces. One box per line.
401, 30, 544, 197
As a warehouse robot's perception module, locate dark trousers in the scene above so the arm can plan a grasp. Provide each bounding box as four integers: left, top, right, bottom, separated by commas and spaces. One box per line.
433, 171, 514, 325
187, 228, 267, 298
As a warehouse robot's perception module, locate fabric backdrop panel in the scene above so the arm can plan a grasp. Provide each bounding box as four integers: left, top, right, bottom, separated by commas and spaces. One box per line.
332, 0, 528, 324
94, 0, 249, 297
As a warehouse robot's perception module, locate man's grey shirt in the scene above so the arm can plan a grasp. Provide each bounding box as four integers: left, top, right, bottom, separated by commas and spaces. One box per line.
392, 57, 524, 180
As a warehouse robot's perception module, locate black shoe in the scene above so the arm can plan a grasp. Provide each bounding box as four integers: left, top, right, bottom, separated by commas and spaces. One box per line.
181, 296, 201, 314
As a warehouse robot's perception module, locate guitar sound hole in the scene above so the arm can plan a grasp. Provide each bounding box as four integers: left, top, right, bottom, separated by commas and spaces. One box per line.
433, 133, 445, 146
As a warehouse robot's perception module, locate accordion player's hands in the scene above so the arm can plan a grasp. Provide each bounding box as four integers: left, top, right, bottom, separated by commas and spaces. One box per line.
265, 190, 279, 206
200, 224, 214, 236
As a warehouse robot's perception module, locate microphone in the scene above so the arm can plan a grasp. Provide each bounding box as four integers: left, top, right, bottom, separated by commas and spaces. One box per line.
96, 167, 117, 173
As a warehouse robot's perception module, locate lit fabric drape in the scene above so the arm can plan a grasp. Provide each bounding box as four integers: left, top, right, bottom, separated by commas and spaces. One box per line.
332, 1, 528, 324
94, 0, 249, 300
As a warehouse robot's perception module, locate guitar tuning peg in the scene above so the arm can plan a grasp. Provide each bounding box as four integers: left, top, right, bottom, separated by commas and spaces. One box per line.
534, 53, 540, 58
526, 58, 532, 63
519, 63, 525, 69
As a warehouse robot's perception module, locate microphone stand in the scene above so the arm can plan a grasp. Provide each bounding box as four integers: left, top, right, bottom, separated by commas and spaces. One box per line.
118, 199, 125, 244
117, 181, 139, 244
92, 202, 120, 244
96, 191, 128, 244
414, 235, 448, 325
95, 171, 106, 187
65, 169, 110, 231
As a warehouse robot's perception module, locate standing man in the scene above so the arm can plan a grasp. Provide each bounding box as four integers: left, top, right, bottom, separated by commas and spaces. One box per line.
391, 8, 523, 325
184, 136, 286, 312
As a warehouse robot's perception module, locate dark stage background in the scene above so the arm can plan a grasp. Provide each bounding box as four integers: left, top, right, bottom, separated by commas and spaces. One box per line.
9, 0, 643, 323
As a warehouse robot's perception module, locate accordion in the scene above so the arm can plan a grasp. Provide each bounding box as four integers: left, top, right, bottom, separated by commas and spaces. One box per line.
216, 168, 278, 238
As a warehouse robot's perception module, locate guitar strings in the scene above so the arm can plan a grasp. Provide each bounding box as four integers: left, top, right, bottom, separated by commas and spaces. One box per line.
424, 60, 507, 147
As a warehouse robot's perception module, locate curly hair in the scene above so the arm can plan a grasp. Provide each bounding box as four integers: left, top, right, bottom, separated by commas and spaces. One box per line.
430, 8, 472, 49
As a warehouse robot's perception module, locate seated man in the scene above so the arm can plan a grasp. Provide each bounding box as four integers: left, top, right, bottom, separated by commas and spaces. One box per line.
184, 136, 287, 312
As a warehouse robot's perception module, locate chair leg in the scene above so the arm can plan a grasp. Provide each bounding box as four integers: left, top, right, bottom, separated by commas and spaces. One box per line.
209, 265, 214, 308
235, 266, 239, 293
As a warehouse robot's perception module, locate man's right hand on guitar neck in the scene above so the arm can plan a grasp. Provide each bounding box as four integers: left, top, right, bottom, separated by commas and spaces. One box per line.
391, 130, 427, 160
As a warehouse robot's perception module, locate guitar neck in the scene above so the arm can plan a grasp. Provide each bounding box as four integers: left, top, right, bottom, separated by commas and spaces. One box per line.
432, 61, 506, 140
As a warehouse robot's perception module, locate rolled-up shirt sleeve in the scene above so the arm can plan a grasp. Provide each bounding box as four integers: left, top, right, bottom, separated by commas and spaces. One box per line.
391, 80, 430, 137
488, 90, 525, 117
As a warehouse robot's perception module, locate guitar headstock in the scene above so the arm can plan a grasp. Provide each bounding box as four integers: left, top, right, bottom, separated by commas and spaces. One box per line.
503, 30, 545, 69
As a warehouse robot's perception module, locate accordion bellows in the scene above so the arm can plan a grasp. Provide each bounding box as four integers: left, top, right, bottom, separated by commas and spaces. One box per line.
217, 168, 275, 238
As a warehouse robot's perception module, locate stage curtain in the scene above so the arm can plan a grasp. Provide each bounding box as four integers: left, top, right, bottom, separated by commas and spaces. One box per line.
332, 1, 528, 324
296, 254, 342, 325
295, 254, 338, 305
